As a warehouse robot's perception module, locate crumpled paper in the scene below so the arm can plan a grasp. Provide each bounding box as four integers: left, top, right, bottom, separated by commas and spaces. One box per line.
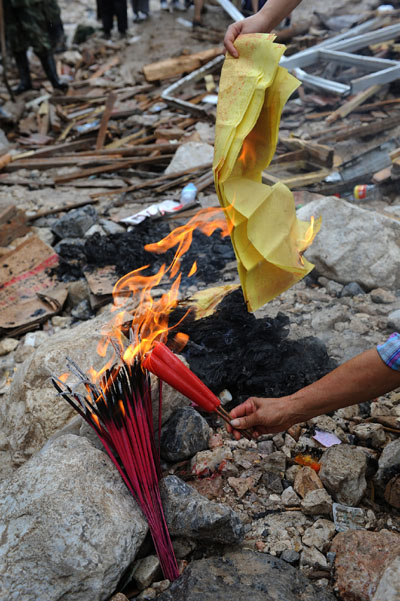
213, 34, 321, 311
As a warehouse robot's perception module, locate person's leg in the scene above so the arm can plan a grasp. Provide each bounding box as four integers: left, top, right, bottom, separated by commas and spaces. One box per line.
115, 0, 128, 33
99, 0, 113, 36
193, 0, 204, 26
3, 1, 32, 93
23, 2, 68, 91
42, 0, 66, 51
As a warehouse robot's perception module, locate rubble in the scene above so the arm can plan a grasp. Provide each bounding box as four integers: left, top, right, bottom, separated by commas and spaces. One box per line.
0, 0, 400, 599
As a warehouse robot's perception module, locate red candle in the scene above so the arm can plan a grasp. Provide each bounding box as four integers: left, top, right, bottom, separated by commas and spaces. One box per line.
143, 342, 220, 413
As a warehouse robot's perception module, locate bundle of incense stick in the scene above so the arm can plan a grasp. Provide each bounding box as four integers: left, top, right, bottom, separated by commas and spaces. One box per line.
52, 358, 179, 582
142, 342, 253, 441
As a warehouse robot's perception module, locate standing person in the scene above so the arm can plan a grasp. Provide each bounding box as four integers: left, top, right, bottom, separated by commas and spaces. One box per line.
43, 0, 66, 52
3, 0, 68, 94
224, 0, 302, 57
227, 333, 400, 439
131, 0, 149, 22
97, 0, 128, 38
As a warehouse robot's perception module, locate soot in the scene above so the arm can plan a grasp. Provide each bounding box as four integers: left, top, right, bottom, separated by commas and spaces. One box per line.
53, 220, 235, 287
168, 289, 337, 402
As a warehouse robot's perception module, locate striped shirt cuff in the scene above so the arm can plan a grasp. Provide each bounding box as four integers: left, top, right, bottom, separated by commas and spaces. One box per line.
377, 332, 400, 372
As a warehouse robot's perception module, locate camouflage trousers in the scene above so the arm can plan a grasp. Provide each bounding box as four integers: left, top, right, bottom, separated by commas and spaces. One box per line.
3, 0, 53, 55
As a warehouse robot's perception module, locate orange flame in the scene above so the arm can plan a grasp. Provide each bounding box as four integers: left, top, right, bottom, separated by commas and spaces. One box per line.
90, 207, 233, 381
238, 139, 257, 170
298, 216, 317, 266
188, 261, 197, 277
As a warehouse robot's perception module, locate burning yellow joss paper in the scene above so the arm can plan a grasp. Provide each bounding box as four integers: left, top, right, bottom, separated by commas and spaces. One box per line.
213, 34, 321, 311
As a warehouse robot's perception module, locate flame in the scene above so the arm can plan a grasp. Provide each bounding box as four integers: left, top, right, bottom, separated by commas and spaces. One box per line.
89, 206, 233, 381
188, 261, 197, 277
58, 372, 69, 383
298, 216, 318, 265
238, 139, 257, 170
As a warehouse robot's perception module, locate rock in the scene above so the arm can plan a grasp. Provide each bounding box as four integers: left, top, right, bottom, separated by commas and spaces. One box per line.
99, 218, 126, 235
0, 338, 18, 356
298, 197, 400, 290
332, 530, 400, 601
300, 545, 329, 570
111, 594, 130, 601
84, 224, 105, 238
257, 440, 275, 454
228, 474, 261, 499
319, 445, 367, 506
370, 288, 396, 304
281, 550, 300, 565
132, 556, 162, 590
281, 486, 301, 507
0, 435, 147, 601
31, 226, 55, 246
52, 205, 98, 239
384, 474, 400, 509
310, 305, 348, 331
372, 556, 400, 601
387, 309, 400, 330
261, 472, 283, 494
1, 314, 187, 468
171, 538, 197, 559
161, 407, 210, 462
261, 451, 286, 475
301, 489, 333, 516
156, 550, 336, 601
165, 142, 214, 175
353, 423, 386, 449
341, 282, 366, 297
67, 280, 90, 306
310, 414, 346, 440
302, 519, 336, 553
190, 447, 233, 477
71, 299, 92, 320
294, 467, 324, 498
374, 439, 400, 495
161, 475, 244, 544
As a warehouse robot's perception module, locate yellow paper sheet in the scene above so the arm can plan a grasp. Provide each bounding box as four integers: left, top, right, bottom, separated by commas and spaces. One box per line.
213, 34, 321, 312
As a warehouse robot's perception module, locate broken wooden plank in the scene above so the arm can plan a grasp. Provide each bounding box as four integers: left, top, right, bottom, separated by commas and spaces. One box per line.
96, 92, 117, 150
54, 154, 174, 184
27, 198, 99, 222
89, 56, 120, 80
0, 205, 30, 247
143, 47, 223, 82
90, 162, 213, 199
279, 138, 334, 168
318, 114, 400, 143
326, 84, 382, 124
262, 168, 331, 188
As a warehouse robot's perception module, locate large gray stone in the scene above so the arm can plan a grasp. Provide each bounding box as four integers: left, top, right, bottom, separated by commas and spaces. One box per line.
297, 197, 400, 290
161, 475, 244, 544
51, 205, 98, 238
374, 438, 400, 495
319, 445, 367, 506
372, 556, 400, 601
165, 142, 214, 175
156, 550, 336, 601
161, 406, 210, 462
0, 435, 148, 601
1, 313, 188, 471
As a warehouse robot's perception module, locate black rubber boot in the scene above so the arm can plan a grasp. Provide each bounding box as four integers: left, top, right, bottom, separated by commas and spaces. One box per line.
13, 52, 32, 95
38, 52, 68, 92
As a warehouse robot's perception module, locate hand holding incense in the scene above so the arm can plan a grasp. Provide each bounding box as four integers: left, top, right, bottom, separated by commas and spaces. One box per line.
142, 341, 253, 440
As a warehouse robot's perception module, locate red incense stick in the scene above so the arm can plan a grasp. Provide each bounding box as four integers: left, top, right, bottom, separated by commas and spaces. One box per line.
53, 359, 179, 582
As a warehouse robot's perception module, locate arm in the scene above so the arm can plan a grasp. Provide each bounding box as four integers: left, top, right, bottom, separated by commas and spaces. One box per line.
224, 0, 303, 57
228, 348, 400, 439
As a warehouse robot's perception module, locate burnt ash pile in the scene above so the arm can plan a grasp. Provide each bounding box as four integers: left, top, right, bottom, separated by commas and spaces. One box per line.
53, 220, 235, 287
169, 289, 337, 403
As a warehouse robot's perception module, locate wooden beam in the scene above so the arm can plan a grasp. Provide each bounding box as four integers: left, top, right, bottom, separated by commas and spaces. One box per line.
326, 84, 382, 124
96, 93, 117, 150
143, 47, 223, 82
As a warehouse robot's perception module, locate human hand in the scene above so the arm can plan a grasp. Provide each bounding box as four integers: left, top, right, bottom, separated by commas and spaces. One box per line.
226, 396, 297, 440
224, 14, 271, 58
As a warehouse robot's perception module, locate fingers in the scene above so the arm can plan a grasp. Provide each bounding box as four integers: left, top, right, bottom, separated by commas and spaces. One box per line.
223, 22, 242, 57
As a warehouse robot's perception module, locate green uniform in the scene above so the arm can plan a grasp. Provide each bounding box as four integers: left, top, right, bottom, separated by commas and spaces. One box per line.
3, 0, 52, 54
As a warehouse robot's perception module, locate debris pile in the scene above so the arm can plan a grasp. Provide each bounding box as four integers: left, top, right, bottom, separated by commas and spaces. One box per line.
1, 1, 400, 601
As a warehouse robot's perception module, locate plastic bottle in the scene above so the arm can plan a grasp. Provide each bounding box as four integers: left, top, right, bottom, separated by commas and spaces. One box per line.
180, 182, 197, 206
353, 184, 380, 202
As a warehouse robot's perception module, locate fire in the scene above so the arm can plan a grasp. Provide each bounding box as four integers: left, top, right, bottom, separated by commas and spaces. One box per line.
298, 216, 319, 265
91, 207, 233, 380
238, 139, 257, 170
